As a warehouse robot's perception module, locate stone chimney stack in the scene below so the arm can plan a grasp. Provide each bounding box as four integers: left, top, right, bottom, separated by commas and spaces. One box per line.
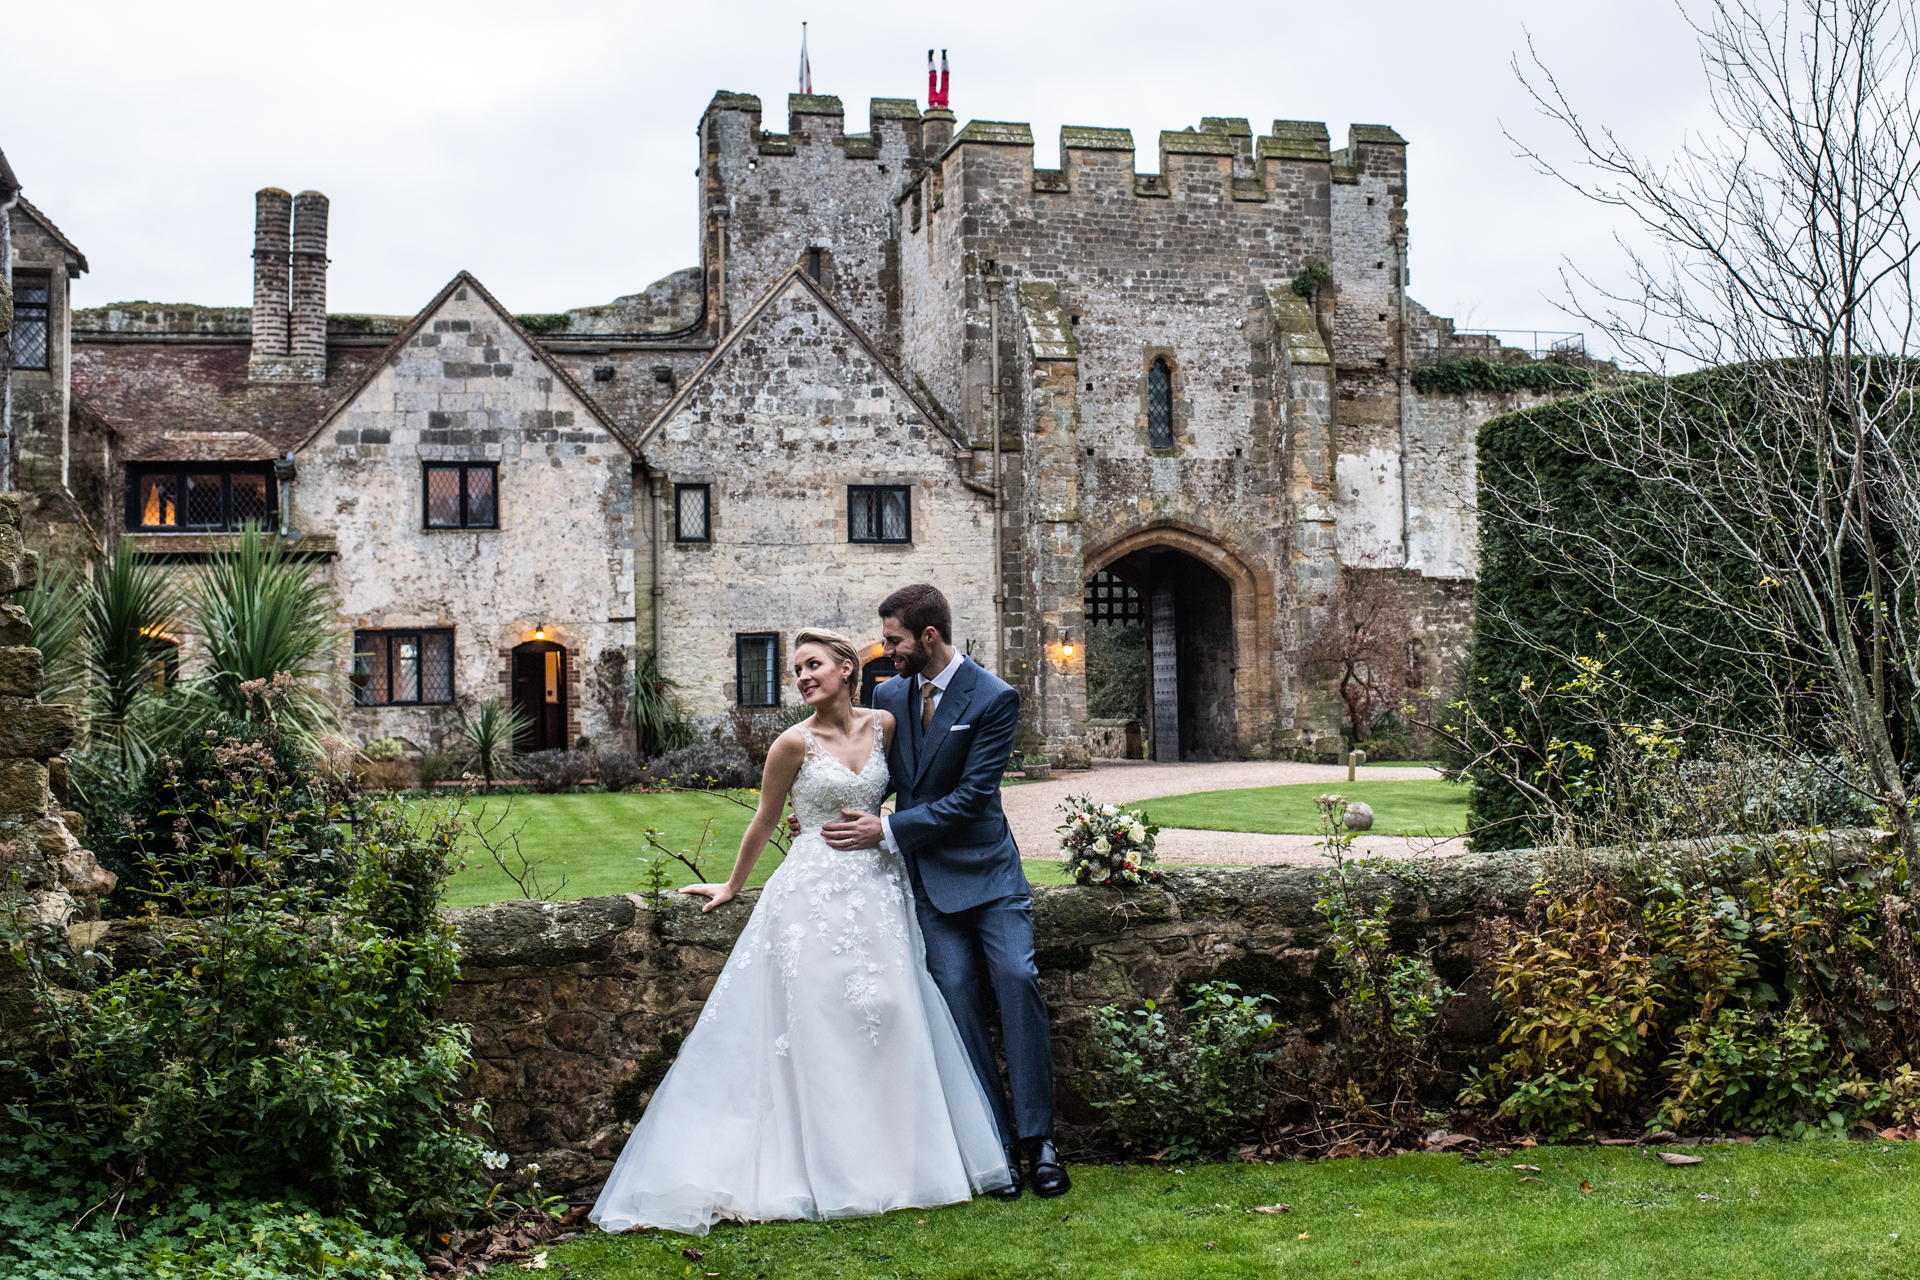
289, 190, 329, 369
248, 188, 292, 376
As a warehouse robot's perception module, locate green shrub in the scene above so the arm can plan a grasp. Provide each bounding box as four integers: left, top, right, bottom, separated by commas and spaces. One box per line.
1460, 887, 1664, 1136
1, 719, 486, 1238
84, 714, 346, 917
1412, 356, 1593, 396
0, 1189, 419, 1279
1080, 982, 1279, 1159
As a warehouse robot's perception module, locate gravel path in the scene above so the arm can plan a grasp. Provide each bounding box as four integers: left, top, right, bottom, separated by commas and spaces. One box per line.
1003, 758, 1469, 867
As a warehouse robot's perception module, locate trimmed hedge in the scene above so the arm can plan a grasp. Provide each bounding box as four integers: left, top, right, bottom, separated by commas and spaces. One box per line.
1413, 357, 1593, 397
1468, 367, 1827, 847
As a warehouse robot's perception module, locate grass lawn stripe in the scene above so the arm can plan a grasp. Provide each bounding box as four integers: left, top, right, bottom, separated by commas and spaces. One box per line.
1139, 778, 1468, 838
548, 1140, 1918, 1278
434, 791, 1071, 910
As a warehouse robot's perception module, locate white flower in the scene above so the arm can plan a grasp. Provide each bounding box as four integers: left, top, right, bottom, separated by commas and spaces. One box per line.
1129, 823, 1148, 844
1101, 804, 1120, 817
482, 1150, 509, 1170
1093, 836, 1110, 854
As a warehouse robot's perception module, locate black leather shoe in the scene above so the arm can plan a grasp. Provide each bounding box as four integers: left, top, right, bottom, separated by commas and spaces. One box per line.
988, 1144, 1024, 1200
1024, 1137, 1071, 1199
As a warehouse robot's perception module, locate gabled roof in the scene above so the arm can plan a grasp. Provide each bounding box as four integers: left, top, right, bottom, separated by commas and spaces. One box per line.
296, 269, 636, 456
0, 150, 18, 201
638, 266, 961, 452
14, 197, 87, 274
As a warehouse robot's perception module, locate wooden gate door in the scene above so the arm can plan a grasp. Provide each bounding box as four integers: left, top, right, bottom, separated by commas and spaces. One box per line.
511, 642, 567, 753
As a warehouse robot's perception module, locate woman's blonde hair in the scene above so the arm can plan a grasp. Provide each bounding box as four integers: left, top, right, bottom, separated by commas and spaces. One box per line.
793, 628, 860, 679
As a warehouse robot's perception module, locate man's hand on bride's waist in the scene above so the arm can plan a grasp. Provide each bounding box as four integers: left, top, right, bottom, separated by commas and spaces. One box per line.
822, 809, 885, 851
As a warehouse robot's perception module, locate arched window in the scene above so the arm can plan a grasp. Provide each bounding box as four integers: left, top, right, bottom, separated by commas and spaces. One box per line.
1148, 359, 1173, 449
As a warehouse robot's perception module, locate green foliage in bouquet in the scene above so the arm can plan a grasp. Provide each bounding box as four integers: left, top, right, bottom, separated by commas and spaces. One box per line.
1056, 794, 1160, 887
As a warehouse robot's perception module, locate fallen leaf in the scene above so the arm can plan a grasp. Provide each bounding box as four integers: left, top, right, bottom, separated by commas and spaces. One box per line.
1520, 1176, 1542, 1183
1250, 1204, 1292, 1214
1658, 1152, 1705, 1166
1204, 1241, 1217, 1250
1581, 1181, 1594, 1193
1298, 1231, 1311, 1239
681, 1248, 705, 1260
1646, 1130, 1678, 1142
1517, 1137, 1538, 1147
1598, 1138, 1639, 1146
1512, 1164, 1541, 1172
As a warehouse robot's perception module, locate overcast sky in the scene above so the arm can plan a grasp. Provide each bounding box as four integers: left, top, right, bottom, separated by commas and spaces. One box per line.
4, 1, 1713, 357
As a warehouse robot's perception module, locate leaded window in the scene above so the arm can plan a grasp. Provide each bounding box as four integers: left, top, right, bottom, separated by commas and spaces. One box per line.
10, 272, 49, 371
128, 464, 275, 531
848, 485, 911, 543
675, 483, 710, 541
423, 463, 498, 529
1148, 358, 1173, 449
352, 629, 455, 705
735, 632, 780, 707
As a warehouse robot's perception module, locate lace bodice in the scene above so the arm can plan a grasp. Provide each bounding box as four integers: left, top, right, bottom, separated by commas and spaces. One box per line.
790, 720, 889, 831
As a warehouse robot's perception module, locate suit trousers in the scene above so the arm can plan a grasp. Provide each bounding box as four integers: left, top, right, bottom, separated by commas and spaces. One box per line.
913, 890, 1054, 1144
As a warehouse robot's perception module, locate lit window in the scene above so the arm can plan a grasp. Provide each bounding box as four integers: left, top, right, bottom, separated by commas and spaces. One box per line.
423, 463, 498, 529
848, 485, 910, 543
352, 629, 455, 705
675, 484, 710, 541
128, 465, 276, 531
735, 633, 780, 707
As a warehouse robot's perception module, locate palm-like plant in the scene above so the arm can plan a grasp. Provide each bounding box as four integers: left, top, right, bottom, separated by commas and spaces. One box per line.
16, 556, 89, 705
191, 525, 339, 743
633, 648, 696, 757
456, 697, 530, 791
86, 540, 181, 771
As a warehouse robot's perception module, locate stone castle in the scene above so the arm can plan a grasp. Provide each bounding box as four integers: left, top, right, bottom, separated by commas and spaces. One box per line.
4, 85, 1579, 766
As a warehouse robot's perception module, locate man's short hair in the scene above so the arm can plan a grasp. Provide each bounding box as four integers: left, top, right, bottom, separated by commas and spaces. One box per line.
879, 583, 953, 643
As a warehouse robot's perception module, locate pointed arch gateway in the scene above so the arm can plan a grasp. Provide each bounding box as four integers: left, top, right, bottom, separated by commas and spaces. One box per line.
1084, 525, 1274, 761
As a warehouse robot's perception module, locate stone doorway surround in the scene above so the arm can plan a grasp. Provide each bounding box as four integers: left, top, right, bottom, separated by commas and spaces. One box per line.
1085, 524, 1274, 761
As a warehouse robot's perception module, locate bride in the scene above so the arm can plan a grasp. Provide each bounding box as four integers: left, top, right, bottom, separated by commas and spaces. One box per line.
590, 628, 1014, 1236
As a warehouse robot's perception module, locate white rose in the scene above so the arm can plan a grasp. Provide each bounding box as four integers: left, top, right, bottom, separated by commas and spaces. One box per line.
1129, 823, 1148, 844
1101, 804, 1120, 817
1093, 836, 1110, 854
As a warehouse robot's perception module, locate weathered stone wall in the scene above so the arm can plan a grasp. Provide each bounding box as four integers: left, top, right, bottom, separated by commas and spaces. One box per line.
639, 271, 996, 724
0, 491, 112, 928
428, 854, 1548, 1195
295, 276, 638, 755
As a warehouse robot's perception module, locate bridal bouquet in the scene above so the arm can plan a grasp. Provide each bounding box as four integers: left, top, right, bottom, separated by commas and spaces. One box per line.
1056, 795, 1159, 887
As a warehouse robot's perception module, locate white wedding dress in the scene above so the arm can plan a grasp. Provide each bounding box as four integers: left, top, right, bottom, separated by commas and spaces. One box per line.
590, 722, 1013, 1236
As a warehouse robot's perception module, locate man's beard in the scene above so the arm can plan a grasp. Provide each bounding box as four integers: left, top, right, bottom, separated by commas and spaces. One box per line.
892, 639, 929, 678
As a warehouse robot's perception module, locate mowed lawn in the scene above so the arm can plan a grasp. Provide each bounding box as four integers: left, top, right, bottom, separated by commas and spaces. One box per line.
435, 792, 1071, 910
1143, 778, 1468, 838
550, 1140, 1919, 1279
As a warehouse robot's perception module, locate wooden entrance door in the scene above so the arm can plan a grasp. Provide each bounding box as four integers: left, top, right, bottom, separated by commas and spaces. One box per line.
512, 641, 568, 753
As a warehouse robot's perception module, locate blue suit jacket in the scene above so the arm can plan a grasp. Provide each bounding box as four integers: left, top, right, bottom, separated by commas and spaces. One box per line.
878, 656, 1028, 914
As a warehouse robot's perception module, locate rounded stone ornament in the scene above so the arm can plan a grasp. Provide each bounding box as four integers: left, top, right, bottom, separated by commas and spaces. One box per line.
1343, 801, 1375, 832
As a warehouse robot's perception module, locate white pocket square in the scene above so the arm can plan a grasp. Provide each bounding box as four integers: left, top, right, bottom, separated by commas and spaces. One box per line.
950, 724, 970, 731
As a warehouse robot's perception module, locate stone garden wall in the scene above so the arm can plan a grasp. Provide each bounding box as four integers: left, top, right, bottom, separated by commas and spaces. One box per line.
433, 855, 1550, 1195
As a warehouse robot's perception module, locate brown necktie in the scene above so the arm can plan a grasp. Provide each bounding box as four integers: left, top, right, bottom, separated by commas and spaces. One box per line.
921, 680, 937, 734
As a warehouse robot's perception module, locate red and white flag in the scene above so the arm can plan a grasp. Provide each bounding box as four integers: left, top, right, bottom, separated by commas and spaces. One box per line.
798, 23, 812, 95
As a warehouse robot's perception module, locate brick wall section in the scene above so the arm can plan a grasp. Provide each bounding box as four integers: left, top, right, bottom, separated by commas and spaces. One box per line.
640, 271, 994, 728
296, 277, 638, 755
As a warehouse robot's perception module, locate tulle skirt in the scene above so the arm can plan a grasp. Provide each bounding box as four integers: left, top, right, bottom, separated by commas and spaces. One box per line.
589, 836, 1012, 1236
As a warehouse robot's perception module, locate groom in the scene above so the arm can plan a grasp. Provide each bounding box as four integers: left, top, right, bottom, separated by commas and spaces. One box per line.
821, 583, 1068, 1200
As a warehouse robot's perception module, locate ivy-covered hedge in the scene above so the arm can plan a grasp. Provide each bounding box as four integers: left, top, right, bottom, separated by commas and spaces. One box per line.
1413, 357, 1593, 397
1467, 368, 1823, 847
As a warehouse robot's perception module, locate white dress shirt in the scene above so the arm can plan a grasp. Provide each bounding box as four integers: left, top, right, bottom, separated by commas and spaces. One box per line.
879, 648, 966, 855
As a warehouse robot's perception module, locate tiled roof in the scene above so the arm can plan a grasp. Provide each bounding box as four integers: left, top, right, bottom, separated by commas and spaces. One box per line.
70, 342, 384, 462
